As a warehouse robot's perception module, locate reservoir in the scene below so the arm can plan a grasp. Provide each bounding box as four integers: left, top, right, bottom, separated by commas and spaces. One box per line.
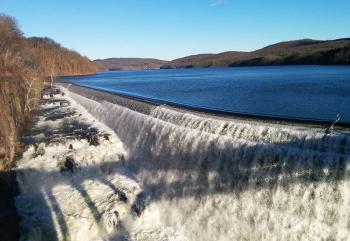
61, 65, 350, 123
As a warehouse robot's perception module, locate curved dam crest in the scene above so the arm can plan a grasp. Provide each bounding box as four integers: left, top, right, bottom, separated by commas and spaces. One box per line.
60, 66, 350, 124
63, 84, 350, 241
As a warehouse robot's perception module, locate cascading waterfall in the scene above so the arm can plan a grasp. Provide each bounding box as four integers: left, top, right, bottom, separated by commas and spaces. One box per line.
65, 88, 350, 240
151, 106, 350, 155
17, 85, 350, 241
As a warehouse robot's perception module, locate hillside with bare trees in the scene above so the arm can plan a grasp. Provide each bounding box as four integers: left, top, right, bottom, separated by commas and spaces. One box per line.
162, 39, 350, 68
28, 37, 100, 77
0, 14, 99, 170
94, 58, 167, 70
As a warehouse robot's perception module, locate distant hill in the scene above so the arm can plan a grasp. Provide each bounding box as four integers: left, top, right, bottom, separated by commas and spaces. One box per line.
162, 38, 350, 68
94, 58, 168, 70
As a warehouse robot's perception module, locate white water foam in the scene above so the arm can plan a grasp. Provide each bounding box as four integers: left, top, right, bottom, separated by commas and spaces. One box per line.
15, 86, 350, 241
67, 87, 350, 241
15, 90, 161, 241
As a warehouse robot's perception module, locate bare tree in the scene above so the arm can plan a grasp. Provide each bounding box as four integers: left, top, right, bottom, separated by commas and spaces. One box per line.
50, 63, 55, 87
324, 114, 341, 136
21, 65, 41, 114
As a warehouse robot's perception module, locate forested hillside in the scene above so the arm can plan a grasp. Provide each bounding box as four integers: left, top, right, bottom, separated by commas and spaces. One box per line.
28, 37, 100, 76
94, 58, 167, 70
0, 14, 99, 169
162, 39, 350, 68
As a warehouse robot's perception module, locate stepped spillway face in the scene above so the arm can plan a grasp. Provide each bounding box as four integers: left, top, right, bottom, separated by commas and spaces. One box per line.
65, 86, 350, 241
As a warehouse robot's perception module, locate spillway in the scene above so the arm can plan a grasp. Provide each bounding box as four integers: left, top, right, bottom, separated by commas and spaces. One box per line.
60, 84, 350, 241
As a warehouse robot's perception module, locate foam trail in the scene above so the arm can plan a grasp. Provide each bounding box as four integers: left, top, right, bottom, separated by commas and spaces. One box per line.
66, 88, 350, 241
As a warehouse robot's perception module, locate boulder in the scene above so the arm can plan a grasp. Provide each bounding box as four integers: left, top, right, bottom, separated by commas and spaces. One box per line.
59, 156, 76, 173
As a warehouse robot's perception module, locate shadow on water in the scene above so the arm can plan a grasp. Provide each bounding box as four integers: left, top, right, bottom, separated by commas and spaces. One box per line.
8, 86, 350, 240
13, 164, 131, 241
46, 190, 70, 241
130, 137, 349, 203
8, 87, 132, 241
7, 133, 350, 241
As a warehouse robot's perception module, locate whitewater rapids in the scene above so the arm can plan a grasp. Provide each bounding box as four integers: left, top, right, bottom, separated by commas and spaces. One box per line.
15, 85, 350, 241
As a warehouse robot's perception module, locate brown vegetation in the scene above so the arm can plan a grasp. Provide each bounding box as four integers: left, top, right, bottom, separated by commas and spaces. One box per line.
0, 15, 42, 169
162, 39, 350, 68
0, 14, 99, 170
28, 37, 100, 77
94, 58, 168, 70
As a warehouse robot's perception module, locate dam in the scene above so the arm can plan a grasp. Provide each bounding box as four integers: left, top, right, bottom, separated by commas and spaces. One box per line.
14, 83, 350, 240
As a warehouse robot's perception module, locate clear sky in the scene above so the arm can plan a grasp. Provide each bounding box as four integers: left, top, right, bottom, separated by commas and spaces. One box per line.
1, 0, 350, 60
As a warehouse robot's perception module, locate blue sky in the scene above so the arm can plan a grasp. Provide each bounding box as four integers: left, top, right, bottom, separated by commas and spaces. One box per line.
1, 0, 350, 60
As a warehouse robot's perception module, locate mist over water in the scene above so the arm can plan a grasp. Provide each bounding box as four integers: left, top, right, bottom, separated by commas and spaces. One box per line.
67, 88, 350, 241
61, 66, 350, 123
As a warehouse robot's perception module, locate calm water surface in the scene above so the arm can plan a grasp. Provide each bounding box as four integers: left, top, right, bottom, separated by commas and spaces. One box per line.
60, 66, 350, 123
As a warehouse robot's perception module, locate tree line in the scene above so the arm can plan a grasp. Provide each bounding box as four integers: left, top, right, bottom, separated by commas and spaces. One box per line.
162, 39, 350, 69
0, 14, 99, 169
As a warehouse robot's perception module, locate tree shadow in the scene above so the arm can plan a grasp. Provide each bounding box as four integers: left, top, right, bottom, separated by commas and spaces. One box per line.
9, 131, 350, 240
0, 170, 20, 241
13, 164, 132, 241
123, 132, 350, 211
46, 190, 70, 241
10, 85, 350, 240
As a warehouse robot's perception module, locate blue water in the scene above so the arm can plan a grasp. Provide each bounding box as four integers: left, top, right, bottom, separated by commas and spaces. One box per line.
60, 66, 350, 123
